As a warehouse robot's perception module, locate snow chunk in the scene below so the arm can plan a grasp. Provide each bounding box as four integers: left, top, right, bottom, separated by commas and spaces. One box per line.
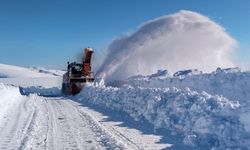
215, 67, 241, 74
173, 69, 202, 78
149, 70, 170, 79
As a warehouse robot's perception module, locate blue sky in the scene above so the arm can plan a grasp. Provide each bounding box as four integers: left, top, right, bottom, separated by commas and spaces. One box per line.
0, 0, 249, 68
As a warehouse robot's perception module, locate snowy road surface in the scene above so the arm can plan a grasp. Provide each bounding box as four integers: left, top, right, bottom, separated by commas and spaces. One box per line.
0, 95, 169, 150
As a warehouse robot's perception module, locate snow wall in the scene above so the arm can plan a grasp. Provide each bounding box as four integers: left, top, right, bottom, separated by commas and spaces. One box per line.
19, 86, 61, 97
78, 68, 250, 149
0, 83, 25, 125
126, 68, 250, 105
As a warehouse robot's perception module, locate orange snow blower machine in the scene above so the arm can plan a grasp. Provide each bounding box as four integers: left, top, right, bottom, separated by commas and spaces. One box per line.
62, 47, 95, 95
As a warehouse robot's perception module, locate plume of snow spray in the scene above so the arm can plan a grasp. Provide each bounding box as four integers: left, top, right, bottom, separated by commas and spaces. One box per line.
97, 10, 237, 83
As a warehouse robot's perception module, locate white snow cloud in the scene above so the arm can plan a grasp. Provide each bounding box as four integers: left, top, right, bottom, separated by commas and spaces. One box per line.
97, 10, 237, 82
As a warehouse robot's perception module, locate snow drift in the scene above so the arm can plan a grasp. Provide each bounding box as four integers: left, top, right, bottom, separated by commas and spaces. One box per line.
126, 67, 250, 105
78, 68, 250, 149
97, 10, 237, 83
0, 84, 25, 125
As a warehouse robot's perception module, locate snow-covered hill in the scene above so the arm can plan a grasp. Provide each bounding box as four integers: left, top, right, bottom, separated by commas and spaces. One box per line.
0, 64, 63, 87
0, 64, 54, 78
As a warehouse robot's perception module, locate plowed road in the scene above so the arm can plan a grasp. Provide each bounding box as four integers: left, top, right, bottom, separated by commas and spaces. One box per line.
0, 95, 169, 150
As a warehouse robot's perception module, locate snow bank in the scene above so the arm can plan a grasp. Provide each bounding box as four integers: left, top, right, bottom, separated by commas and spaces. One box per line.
78, 83, 249, 149
0, 83, 25, 125
126, 67, 250, 104
19, 86, 62, 97
78, 68, 250, 149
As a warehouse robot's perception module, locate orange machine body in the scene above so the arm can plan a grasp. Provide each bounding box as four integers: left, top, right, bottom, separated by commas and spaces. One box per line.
62, 48, 94, 95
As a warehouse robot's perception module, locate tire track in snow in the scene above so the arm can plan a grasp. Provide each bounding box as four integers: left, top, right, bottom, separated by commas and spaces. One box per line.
72, 102, 142, 150
0, 97, 37, 150
44, 99, 54, 150
0, 101, 23, 150
56, 99, 126, 150
21, 96, 48, 150
71, 100, 169, 150
18, 107, 37, 149
0, 94, 168, 150
45, 99, 79, 150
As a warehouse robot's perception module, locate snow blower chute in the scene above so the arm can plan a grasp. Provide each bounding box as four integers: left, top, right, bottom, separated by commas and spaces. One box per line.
62, 47, 95, 95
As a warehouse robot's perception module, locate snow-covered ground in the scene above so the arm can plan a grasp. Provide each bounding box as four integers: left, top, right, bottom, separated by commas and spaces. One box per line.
0, 64, 62, 88
1, 63, 250, 149
0, 64, 55, 78
0, 64, 171, 149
